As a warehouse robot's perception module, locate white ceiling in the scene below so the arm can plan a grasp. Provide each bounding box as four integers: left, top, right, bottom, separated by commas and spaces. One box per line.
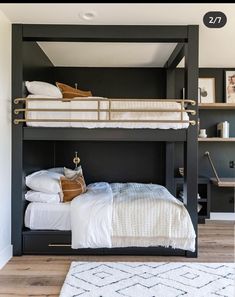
1, 3, 235, 68
38, 42, 177, 67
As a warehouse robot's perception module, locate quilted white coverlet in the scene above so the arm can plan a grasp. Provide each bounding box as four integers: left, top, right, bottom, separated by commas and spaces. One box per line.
111, 183, 195, 251
71, 182, 195, 251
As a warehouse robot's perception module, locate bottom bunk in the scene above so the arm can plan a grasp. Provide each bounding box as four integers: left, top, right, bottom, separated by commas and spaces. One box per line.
23, 180, 196, 257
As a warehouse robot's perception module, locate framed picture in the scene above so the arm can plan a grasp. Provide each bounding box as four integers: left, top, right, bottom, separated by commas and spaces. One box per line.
198, 78, 215, 103
225, 70, 235, 103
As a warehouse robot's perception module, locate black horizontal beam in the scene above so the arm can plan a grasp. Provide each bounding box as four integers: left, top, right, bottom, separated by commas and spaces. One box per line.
23, 127, 187, 142
22, 25, 188, 42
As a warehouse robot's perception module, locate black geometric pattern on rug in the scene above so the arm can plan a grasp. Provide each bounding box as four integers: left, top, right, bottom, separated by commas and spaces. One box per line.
59, 262, 235, 297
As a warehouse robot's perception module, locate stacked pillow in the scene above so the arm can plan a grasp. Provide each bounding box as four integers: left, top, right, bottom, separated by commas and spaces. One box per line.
60, 167, 86, 202
25, 81, 63, 98
56, 82, 92, 98
25, 81, 92, 99
25, 169, 64, 203
25, 166, 86, 203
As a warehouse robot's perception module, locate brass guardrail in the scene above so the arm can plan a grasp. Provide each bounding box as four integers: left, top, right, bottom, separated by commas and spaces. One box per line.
13, 97, 196, 125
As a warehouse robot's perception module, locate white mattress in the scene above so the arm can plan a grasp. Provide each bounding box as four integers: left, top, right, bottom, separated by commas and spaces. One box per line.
25, 202, 71, 231
26, 97, 190, 129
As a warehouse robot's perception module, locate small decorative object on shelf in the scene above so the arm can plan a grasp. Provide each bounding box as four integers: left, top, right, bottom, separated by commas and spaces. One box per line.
225, 70, 235, 103
179, 167, 184, 177
199, 128, 207, 138
198, 78, 215, 103
217, 121, 230, 138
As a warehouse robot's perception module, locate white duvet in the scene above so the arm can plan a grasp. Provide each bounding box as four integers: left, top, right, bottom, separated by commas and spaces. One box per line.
71, 182, 113, 249
71, 182, 196, 251
26, 96, 189, 129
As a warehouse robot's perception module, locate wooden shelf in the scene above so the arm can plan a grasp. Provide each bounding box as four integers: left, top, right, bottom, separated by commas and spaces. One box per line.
199, 103, 235, 109
198, 137, 235, 142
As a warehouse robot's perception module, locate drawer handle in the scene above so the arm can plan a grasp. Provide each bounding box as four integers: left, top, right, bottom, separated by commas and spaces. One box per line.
48, 243, 71, 247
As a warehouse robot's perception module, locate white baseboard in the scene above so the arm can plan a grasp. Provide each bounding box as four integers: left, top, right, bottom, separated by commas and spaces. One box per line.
209, 212, 235, 221
0, 244, 12, 269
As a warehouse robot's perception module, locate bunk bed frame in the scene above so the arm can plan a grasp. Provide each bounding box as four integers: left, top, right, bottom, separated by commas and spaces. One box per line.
12, 24, 199, 257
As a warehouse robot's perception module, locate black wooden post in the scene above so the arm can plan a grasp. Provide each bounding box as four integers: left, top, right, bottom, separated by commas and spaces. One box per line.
165, 142, 175, 194
12, 24, 23, 255
165, 43, 185, 195
184, 25, 199, 257
165, 69, 175, 194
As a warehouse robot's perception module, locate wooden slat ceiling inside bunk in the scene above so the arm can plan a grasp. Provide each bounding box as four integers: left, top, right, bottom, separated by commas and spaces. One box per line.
22, 25, 188, 42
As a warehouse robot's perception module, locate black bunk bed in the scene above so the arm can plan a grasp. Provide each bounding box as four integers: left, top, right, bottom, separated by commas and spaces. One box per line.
12, 24, 199, 257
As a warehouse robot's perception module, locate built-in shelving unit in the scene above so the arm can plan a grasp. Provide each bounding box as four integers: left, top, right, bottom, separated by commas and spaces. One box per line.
198, 137, 235, 142
174, 177, 210, 224
199, 103, 235, 109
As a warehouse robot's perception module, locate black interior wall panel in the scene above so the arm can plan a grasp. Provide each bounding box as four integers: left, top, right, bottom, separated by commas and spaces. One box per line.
199, 110, 235, 137
54, 67, 166, 98
54, 141, 165, 185
175, 68, 185, 99
210, 186, 234, 212
23, 141, 55, 176
173, 142, 184, 177
23, 42, 54, 88
198, 143, 235, 179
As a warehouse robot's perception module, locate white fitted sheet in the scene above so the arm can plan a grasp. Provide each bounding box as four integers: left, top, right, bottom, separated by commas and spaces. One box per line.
26, 97, 190, 129
25, 202, 71, 231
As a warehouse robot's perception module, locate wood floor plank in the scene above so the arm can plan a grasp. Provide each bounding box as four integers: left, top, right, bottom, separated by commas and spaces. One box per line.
0, 222, 234, 297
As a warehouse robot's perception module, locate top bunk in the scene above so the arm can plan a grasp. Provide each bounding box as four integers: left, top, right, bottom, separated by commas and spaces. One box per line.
12, 24, 199, 142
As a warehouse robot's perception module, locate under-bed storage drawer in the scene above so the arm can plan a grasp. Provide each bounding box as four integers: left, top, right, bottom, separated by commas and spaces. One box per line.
23, 230, 76, 254
23, 230, 187, 256
23, 230, 108, 255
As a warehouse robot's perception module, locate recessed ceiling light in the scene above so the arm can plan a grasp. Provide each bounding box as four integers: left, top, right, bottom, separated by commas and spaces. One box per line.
79, 11, 97, 21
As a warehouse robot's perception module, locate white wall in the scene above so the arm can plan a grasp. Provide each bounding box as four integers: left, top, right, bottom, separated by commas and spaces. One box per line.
0, 10, 12, 269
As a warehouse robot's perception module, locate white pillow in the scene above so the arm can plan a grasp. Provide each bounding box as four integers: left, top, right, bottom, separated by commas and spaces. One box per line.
64, 166, 83, 179
26, 170, 63, 194
25, 81, 62, 98
25, 190, 61, 203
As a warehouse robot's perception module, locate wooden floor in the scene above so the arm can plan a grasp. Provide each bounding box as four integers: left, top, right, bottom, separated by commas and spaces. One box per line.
0, 222, 234, 297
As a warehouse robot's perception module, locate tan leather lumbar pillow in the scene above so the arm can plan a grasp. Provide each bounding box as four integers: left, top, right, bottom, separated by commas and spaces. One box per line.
56, 82, 92, 98
60, 175, 86, 202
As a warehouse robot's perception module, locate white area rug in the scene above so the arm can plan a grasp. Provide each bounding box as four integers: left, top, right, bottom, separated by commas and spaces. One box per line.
60, 262, 234, 297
